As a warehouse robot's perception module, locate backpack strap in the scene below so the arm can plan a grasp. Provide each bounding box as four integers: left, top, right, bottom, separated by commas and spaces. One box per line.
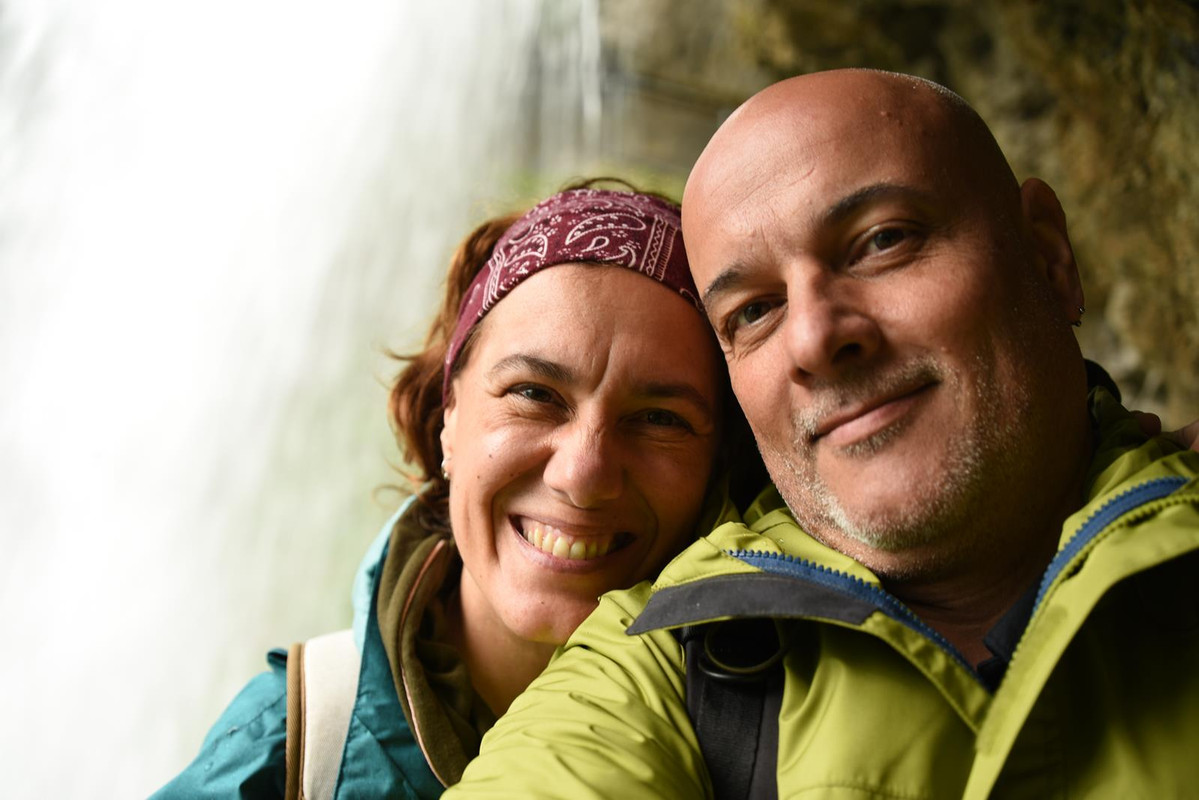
679, 619, 785, 800
284, 629, 361, 800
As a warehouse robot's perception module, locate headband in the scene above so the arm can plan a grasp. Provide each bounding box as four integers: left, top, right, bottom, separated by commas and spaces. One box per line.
442, 188, 701, 400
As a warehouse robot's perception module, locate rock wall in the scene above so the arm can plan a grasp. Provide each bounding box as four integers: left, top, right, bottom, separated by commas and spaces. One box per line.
599, 0, 1199, 420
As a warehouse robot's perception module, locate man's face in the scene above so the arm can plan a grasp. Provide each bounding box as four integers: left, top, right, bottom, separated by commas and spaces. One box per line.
683, 77, 1082, 576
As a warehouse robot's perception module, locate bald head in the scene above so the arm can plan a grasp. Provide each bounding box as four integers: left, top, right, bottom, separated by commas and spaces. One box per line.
684, 70, 1020, 249
680, 68, 1088, 583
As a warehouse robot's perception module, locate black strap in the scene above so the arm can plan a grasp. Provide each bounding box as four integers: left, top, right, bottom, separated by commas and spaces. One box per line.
680, 619, 784, 800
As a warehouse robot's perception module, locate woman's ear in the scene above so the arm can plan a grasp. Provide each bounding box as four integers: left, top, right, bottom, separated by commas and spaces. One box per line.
439, 392, 458, 473
1020, 178, 1085, 323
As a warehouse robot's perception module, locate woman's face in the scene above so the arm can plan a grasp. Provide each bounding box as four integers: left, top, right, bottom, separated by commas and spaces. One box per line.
441, 265, 723, 646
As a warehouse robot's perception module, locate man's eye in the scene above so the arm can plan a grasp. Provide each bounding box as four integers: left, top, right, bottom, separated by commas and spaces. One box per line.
866, 227, 907, 254
731, 300, 776, 332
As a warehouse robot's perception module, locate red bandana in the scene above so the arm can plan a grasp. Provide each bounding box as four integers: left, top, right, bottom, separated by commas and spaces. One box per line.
442, 188, 701, 399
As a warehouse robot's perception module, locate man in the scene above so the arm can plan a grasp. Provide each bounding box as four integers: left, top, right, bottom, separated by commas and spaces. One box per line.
447, 70, 1199, 798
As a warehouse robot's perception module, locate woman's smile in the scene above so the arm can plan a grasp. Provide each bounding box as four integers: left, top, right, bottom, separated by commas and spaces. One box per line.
512, 515, 633, 562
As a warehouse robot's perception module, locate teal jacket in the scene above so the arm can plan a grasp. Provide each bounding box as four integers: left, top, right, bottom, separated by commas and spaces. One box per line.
151, 504, 444, 799
447, 391, 1199, 799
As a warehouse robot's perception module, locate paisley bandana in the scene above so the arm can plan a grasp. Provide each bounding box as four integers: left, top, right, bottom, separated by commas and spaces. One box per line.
442, 188, 701, 400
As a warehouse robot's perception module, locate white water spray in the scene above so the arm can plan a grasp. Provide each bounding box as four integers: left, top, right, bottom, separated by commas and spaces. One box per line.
0, 1, 603, 795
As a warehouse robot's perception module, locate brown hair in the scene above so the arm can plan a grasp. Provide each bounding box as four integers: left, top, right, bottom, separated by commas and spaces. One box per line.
388, 210, 522, 533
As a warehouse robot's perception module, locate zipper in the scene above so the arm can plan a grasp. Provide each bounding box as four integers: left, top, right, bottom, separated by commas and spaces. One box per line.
731, 475, 1190, 681
1031, 474, 1190, 613
730, 548, 977, 674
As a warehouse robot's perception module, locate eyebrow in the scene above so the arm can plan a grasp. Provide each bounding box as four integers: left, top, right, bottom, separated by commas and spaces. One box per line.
822, 182, 931, 227
638, 381, 715, 417
701, 264, 752, 309
487, 353, 714, 417
701, 182, 935, 308
487, 354, 574, 384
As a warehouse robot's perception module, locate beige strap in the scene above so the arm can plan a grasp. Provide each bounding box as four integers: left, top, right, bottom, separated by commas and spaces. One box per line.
302, 629, 360, 800
284, 641, 305, 800
285, 630, 360, 800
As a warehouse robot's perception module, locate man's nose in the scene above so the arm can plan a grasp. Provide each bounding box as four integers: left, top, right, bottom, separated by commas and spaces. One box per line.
543, 420, 624, 508
783, 275, 881, 380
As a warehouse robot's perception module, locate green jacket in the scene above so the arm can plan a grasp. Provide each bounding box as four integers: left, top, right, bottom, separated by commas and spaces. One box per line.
447, 391, 1199, 799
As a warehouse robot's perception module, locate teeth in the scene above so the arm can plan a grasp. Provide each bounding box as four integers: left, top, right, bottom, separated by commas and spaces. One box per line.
520, 519, 617, 561
552, 536, 570, 557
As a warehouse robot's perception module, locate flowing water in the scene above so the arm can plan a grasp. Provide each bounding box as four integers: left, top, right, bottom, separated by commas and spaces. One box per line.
0, 1, 604, 795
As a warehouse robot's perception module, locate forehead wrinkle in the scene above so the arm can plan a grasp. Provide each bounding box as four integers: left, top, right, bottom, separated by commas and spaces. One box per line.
693, 144, 817, 214
486, 353, 575, 385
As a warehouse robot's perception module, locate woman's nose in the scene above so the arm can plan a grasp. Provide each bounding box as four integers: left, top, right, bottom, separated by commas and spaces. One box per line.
542, 422, 624, 508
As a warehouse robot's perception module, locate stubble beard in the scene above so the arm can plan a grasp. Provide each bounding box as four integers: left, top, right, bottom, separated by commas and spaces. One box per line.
767, 355, 1026, 577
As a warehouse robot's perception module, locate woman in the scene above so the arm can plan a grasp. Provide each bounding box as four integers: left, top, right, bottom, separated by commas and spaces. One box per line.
152, 183, 738, 799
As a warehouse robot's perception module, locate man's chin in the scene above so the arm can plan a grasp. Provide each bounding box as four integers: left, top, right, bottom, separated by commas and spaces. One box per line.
786, 462, 977, 563
817, 462, 931, 524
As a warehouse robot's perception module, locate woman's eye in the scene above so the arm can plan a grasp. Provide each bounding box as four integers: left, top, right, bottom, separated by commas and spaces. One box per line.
512, 385, 555, 403
643, 409, 689, 429
633, 408, 700, 437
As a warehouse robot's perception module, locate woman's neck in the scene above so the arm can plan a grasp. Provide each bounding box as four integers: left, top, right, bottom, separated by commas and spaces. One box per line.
444, 578, 558, 716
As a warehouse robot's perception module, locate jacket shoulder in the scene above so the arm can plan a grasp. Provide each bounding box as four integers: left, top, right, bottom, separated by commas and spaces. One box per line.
446, 585, 708, 799
150, 653, 288, 799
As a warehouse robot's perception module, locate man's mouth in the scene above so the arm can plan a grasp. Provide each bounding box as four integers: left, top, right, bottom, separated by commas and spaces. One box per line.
810, 381, 936, 447
515, 517, 631, 561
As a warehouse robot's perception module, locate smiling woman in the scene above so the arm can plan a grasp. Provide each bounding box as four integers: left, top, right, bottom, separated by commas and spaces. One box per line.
441, 265, 722, 707
151, 182, 733, 799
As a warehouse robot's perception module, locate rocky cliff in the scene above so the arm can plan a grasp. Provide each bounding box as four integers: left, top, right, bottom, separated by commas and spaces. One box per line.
598, 0, 1198, 419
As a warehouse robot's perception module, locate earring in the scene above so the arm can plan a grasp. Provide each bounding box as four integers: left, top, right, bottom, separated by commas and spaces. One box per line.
1072, 305, 1085, 328
441, 457, 450, 482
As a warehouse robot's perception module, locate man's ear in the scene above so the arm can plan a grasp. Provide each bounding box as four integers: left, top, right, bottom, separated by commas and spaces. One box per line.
1021, 177, 1085, 323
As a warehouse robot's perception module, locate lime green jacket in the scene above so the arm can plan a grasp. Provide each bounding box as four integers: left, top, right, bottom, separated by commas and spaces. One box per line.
447, 392, 1199, 799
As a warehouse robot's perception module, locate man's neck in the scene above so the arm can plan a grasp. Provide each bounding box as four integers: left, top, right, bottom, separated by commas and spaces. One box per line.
885, 458, 1091, 667
881, 393, 1098, 667
885, 530, 1058, 666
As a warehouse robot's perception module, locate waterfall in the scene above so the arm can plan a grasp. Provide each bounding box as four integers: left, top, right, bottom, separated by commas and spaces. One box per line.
0, 1, 604, 796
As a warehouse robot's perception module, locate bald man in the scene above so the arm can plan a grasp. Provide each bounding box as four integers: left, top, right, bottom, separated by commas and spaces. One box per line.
447, 71, 1199, 798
